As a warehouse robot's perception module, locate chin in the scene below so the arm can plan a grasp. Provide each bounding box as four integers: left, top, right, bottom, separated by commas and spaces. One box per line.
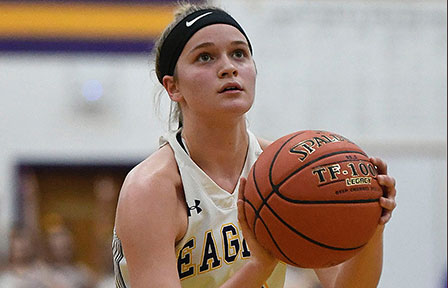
223, 103, 253, 117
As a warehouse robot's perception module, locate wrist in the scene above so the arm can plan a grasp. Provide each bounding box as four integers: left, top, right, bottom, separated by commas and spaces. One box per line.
248, 257, 279, 276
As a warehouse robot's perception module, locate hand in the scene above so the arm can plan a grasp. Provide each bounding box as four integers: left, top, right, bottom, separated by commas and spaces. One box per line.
237, 177, 278, 268
370, 157, 397, 225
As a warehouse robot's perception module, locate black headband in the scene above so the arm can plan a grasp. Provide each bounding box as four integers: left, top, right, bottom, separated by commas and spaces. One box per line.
157, 8, 253, 84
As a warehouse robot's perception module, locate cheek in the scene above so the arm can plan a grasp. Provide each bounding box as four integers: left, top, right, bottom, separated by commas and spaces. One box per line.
176, 72, 215, 108
178, 68, 213, 92
241, 64, 257, 92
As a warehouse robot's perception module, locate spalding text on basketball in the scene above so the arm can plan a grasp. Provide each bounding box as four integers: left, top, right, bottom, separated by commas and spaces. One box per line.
289, 133, 354, 162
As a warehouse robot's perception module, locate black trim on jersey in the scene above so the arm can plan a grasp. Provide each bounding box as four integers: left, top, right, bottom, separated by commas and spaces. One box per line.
176, 130, 188, 154
112, 232, 128, 288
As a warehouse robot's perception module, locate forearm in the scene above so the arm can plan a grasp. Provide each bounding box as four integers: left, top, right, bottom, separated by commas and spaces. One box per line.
333, 225, 384, 288
220, 259, 277, 288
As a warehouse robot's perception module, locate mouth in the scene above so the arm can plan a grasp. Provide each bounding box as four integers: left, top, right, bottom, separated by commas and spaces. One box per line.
219, 82, 243, 93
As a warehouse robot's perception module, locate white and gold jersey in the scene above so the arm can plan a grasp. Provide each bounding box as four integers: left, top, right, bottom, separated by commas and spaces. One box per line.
113, 129, 286, 288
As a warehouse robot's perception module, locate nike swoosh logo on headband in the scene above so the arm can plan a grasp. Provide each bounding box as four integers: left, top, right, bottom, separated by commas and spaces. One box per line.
186, 12, 213, 27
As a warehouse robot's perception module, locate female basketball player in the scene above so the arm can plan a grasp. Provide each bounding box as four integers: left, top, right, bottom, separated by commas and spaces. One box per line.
113, 3, 397, 288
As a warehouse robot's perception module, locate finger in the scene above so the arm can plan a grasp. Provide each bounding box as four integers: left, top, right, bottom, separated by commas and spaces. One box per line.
238, 177, 247, 202
370, 156, 388, 175
379, 212, 392, 225
377, 175, 397, 198
237, 178, 251, 234
237, 198, 256, 241
380, 197, 397, 211
377, 175, 396, 188
237, 198, 247, 229
379, 196, 396, 224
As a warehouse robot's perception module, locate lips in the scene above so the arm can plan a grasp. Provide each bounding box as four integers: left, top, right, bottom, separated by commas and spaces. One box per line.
219, 82, 243, 93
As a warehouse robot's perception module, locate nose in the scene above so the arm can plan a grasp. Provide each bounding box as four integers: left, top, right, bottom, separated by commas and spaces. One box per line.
218, 56, 238, 78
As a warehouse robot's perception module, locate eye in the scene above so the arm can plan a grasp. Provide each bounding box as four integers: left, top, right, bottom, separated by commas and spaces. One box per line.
198, 53, 212, 63
233, 49, 245, 59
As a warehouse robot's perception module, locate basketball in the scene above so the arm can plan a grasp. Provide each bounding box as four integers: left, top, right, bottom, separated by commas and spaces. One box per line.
243, 130, 383, 268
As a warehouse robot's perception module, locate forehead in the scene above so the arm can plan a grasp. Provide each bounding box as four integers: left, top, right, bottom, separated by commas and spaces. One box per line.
183, 24, 249, 52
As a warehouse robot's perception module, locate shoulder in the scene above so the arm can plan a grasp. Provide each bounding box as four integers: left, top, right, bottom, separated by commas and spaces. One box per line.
114, 144, 187, 285
256, 136, 273, 151
115, 144, 183, 234
121, 144, 180, 197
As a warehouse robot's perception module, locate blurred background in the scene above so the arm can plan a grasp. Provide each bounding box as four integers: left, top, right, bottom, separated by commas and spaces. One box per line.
0, 0, 446, 287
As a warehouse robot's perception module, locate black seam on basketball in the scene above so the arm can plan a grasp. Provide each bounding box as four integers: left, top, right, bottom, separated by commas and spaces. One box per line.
262, 200, 367, 251
256, 131, 307, 229
269, 131, 307, 188
274, 196, 380, 205
244, 196, 261, 237
254, 188, 279, 236
244, 198, 299, 266
317, 179, 347, 187
277, 150, 367, 188
254, 187, 280, 241
251, 161, 264, 232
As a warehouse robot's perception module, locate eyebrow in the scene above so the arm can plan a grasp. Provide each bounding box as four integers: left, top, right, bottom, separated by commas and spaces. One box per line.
188, 40, 249, 55
231, 40, 249, 47
188, 42, 214, 55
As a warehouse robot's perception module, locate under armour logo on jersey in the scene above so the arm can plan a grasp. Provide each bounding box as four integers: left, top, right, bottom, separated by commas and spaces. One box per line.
187, 199, 202, 216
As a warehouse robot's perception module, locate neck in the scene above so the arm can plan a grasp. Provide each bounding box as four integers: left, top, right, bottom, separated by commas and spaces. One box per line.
181, 116, 249, 193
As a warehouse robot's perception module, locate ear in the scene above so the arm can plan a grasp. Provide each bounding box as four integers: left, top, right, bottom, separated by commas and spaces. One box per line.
162, 75, 182, 102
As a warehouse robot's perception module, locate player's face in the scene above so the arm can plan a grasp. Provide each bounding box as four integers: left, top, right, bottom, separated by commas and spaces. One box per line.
173, 24, 256, 121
